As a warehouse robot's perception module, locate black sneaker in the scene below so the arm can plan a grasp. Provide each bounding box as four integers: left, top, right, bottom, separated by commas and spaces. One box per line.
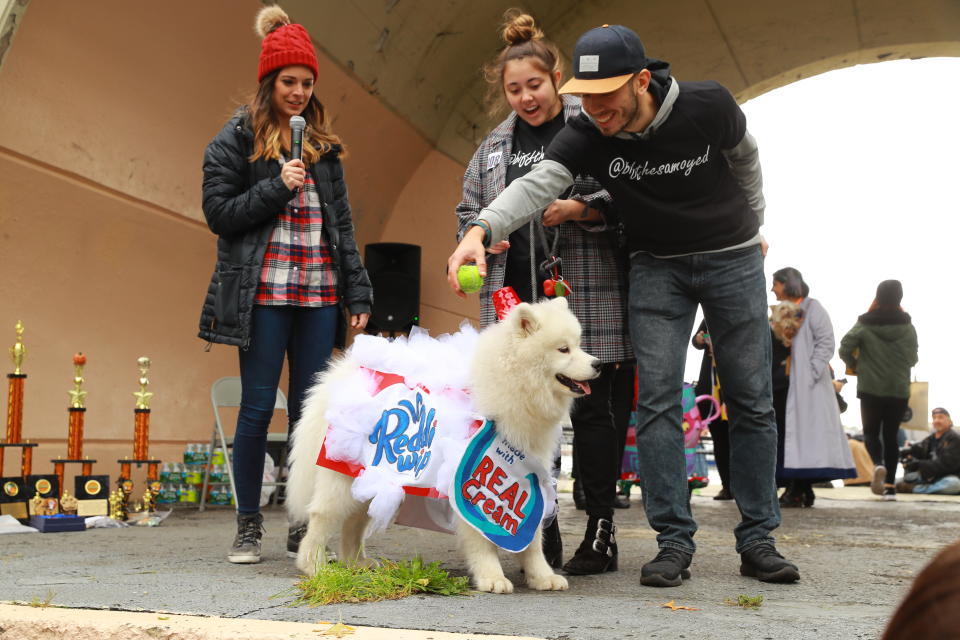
228, 512, 264, 564
740, 543, 800, 583
713, 487, 734, 501
882, 486, 897, 501
639, 547, 692, 587
287, 523, 307, 559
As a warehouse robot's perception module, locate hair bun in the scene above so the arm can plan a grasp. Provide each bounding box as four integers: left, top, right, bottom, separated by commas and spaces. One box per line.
255, 5, 291, 38
501, 11, 544, 46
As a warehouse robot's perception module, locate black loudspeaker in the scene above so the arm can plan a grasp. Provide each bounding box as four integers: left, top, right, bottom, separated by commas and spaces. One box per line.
365, 242, 421, 334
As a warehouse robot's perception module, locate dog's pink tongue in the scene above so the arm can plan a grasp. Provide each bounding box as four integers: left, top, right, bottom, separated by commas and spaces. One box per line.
577, 381, 591, 395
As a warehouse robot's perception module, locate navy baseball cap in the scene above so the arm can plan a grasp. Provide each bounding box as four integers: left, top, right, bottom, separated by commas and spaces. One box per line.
559, 24, 648, 95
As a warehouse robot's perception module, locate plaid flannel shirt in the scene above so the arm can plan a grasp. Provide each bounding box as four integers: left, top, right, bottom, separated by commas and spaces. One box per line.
455, 95, 633, 363
255, 169, 338, 306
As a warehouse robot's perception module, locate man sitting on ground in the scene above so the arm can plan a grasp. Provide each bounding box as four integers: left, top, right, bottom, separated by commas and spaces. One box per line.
897, 407, 960, 495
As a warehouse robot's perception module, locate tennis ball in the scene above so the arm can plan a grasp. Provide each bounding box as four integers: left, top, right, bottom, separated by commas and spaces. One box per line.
457, 265, 484, 293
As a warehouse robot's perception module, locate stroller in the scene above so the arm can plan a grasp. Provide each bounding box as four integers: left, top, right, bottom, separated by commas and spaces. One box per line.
619, 382, 722, 498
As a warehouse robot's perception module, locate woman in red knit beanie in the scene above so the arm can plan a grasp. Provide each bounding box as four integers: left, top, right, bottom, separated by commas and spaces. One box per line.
198, 6, 372, 565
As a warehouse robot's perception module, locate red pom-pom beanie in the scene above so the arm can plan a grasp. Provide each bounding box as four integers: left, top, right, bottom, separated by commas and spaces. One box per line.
255, 6, 319, 82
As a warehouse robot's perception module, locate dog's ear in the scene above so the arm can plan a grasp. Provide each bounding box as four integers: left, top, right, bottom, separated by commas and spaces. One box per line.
510, 302, 539, 337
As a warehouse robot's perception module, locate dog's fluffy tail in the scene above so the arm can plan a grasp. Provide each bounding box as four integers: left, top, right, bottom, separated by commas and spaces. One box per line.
285, 354, 354, 524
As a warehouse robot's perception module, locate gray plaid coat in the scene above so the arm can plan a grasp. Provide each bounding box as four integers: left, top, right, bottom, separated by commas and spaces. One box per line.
455, 95, 632, 363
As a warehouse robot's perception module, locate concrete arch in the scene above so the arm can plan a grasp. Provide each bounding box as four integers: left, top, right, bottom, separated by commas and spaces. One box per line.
0, 0, 957, 474
285, 0, 960, 163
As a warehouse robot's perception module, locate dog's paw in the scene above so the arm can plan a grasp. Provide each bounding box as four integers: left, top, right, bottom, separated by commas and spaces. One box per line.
527, 572, 569, 591
296, 556, 317, 577
474, 575, 514, 594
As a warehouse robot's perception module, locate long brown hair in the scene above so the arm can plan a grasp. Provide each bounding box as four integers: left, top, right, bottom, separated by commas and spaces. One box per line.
246, 69, 346, 163
482, 9, 563, 117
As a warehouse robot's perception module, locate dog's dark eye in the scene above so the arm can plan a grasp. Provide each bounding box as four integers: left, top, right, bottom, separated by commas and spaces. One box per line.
558, 346, 570, 353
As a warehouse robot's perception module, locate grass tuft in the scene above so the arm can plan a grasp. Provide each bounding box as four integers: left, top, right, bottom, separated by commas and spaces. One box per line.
28, 590, 56, 608
724, 594, 764, 609
290, 557, 471, 606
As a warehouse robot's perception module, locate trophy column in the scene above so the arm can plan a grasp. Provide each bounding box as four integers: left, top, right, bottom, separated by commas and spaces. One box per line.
1, 322, 43, 521
117, 357, 161, 509
51, 353, 98, 498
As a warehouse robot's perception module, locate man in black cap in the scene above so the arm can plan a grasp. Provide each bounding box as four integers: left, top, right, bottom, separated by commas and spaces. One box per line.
897, 408, 960, 495
448, 24, 798, 586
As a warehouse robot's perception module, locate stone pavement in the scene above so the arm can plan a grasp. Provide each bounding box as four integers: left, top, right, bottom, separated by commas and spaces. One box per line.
1, 486, 958, 640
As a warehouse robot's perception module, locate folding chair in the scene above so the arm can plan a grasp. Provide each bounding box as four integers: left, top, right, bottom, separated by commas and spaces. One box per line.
199, 376, 289, 512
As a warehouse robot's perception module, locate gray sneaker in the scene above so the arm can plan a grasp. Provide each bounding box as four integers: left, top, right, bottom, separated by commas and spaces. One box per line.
228, 512, 264, 564
870, 465, 886, 496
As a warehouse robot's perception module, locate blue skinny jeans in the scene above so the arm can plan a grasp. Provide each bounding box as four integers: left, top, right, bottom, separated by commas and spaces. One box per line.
233, 305, 338, 514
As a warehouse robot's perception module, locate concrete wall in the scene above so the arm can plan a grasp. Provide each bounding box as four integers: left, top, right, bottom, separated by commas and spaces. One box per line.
0, 0, 464, 489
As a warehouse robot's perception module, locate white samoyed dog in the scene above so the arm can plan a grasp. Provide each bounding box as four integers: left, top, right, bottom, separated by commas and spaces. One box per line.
285, 297, 600, 593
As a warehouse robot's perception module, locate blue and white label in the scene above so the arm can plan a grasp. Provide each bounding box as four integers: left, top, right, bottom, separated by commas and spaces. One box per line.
451, 420, 551, 552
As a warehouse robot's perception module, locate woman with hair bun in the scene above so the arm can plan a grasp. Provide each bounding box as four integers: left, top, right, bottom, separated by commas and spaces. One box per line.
770, 267, 855, 508
455, 9, 633, 576
198, 6, 372, 564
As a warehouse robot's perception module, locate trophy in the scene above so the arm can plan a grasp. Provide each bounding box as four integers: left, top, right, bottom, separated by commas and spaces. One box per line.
1, 322, 38, 521
116, 357, 161, 513
60, 489, 78, 515
51, 353, 100, 510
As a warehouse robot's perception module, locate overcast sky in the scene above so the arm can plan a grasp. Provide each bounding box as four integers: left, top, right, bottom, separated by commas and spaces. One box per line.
683, 57, 960, 432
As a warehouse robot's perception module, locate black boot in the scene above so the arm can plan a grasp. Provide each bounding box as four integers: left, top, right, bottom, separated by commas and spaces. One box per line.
541, 516, 563, 569
802, 485, 815, 508
562, 516, 617, 575
572, 480, 586, 510
778, 482, 804, 508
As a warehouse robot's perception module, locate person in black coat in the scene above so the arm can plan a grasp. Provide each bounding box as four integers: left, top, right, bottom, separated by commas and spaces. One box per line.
198, 6, 372, 565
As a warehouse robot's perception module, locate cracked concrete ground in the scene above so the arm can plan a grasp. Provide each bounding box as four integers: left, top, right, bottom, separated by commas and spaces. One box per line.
1, 488, 957, 640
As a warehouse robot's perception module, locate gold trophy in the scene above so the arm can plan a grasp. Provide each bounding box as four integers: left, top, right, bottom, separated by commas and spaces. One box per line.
51, 353, 98, 507
1, 322, 39, 521
116, 357, 161, 513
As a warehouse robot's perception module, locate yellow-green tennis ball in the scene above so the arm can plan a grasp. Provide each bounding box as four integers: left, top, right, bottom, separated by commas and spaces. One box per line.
457, 265, 484, 293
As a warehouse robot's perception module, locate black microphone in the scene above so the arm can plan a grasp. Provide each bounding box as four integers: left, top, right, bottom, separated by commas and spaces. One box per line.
290, 115, 305, 162
289, 115, 305, 194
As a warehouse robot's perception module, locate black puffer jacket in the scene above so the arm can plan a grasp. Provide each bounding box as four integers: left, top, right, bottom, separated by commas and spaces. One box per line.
198, 110, 373, 348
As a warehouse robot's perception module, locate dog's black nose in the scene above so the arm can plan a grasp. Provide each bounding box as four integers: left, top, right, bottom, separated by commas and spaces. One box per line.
591, 359, 602, 373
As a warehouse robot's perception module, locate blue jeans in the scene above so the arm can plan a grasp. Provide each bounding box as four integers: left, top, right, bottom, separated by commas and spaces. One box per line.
903, 471, 960, 495
234, 305, 339, 514
628, 245, 780, 554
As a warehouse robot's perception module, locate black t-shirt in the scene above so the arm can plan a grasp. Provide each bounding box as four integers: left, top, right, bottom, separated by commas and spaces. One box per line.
545, 81, 758, 255
503, 110, 565, 302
